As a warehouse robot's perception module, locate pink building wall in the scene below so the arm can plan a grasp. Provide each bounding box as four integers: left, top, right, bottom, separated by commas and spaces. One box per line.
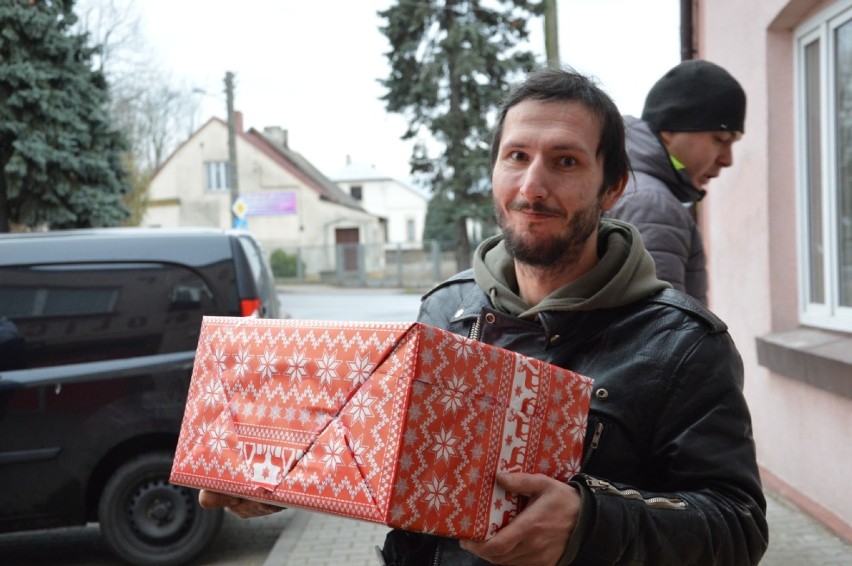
696, 0, 851, 537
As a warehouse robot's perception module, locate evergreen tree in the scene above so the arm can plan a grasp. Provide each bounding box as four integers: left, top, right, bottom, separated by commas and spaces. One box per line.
379, 0, 542, 269
0, 0, 130, 232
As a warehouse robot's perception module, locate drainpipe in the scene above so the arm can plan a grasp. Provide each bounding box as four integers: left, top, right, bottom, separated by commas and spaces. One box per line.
680, 0, 694, 60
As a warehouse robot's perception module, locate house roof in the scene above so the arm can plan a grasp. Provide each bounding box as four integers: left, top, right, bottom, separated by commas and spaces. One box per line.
331, 159, 430, 201
331, 160, 390, 182
152, 117, 367, 213
245, 128, 366, 212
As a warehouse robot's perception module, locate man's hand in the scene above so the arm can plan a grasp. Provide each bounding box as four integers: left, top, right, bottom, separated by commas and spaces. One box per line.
459, 473, 581, 566
198, 489, 284, 519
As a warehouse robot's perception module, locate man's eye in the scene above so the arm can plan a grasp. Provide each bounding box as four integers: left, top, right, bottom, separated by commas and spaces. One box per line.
508, 151, 527, 161
559, 156, 577, 167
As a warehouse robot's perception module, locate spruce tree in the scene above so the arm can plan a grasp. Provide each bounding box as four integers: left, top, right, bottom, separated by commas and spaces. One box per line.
0, 0, 130, 232
379, 0, 542, 269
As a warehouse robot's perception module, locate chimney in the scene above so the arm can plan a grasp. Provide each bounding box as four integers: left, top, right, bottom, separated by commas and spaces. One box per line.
263, 126, 288, 148
234, 111, 244, 134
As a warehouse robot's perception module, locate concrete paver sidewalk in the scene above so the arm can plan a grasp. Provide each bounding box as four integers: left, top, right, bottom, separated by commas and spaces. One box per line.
262, 487, 851, 566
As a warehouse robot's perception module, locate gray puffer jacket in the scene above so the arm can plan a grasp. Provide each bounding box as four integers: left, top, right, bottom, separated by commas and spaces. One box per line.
607, 116, 708, 305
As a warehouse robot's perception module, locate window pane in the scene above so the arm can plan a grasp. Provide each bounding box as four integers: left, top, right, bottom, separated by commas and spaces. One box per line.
805, 39, 825, 303
837, 18, 852, 306
204, 161, 231, 192
214, 162, 223, 190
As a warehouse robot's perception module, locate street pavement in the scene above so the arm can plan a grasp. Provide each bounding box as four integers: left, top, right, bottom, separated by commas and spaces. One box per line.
2, 485, 847, 565
259, 485, 851, 566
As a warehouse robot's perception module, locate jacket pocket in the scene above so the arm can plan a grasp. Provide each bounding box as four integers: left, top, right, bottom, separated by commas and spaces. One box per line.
581, 417, 606, 471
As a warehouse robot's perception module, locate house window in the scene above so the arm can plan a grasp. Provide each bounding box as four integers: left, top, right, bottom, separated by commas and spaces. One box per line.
350, 185, 363, 200
204, 161, 231, 192
796, 2, 852, 331
406, 218, 416, 242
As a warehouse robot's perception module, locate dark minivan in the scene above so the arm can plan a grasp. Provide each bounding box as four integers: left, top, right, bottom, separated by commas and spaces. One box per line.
0, 227, 281, 565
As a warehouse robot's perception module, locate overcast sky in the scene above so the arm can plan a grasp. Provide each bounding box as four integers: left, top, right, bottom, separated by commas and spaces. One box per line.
137, 0, 680, 181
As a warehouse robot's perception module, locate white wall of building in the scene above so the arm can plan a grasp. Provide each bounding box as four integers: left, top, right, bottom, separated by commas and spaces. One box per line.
333, 161, 428, 249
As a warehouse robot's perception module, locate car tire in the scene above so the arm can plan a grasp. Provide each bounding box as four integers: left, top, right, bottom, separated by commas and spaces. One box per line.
98, 451, 224, 566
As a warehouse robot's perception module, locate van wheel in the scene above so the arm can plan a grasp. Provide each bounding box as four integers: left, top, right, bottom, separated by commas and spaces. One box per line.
98, 452, 224, 566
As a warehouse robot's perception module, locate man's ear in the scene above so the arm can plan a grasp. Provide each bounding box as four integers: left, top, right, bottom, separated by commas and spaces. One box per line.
601, 172, 628, 212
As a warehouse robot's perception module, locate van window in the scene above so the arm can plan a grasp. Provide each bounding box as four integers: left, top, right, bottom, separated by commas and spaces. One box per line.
235, 235, 279, 318
0, 262, 216, 368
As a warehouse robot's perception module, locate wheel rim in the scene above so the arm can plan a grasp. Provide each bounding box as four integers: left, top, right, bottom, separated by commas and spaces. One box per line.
126, 478, 195, 544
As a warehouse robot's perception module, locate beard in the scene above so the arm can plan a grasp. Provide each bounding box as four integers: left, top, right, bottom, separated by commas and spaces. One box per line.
496, 197, 602, 268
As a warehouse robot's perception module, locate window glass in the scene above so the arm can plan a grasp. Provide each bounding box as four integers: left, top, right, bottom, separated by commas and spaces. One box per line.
805, 39, 824, 304
0, 262, 216, 368
836, 17, 852, 306
235, 235, 279, 318
797, 3, 852, 329
204, 161, 230, 192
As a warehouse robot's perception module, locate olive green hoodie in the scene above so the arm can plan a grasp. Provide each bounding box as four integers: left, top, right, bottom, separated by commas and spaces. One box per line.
472, 218, 670, 318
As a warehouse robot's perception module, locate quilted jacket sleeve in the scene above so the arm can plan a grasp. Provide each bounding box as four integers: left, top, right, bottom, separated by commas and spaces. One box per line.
609, 174, 707, 305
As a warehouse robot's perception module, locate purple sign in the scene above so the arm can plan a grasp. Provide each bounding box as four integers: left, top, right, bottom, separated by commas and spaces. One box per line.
243, 191, 297, 217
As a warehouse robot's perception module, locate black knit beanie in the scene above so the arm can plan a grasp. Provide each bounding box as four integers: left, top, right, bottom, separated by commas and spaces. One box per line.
641, 60, 746, 133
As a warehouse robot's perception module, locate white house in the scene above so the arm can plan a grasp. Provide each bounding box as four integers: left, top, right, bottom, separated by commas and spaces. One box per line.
142, 117, 386, 279
331, 158, 429, 250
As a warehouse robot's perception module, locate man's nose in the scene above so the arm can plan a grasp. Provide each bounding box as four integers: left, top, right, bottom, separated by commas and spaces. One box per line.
518, 157, 548, 199
719, 144, 734, 167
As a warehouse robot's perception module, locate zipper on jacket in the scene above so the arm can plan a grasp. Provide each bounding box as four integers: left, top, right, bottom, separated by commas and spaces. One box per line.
468, 317, 480, 340
581, 421, 605, 469
431, 543, 442, 566
583, 476, 687, 510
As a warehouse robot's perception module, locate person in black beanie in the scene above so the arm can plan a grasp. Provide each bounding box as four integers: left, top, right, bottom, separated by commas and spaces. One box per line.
607, 59, 746, 306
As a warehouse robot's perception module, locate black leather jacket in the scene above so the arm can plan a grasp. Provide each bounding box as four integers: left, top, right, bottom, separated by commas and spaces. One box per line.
381, 272, 768, 565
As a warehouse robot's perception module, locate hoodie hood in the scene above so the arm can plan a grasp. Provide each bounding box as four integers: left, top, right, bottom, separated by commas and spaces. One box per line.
473, 218, 670, 318
624, 115, 705, 204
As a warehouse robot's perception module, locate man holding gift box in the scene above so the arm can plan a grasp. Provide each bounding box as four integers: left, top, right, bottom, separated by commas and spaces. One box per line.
201, 68, 768, 565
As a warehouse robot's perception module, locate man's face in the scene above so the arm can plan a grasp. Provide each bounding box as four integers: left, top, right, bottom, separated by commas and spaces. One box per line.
492, 99, 623, 268
659, 130, 742, 188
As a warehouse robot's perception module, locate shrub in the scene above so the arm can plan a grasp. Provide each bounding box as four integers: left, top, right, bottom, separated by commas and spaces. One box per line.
270, 249, 301, 278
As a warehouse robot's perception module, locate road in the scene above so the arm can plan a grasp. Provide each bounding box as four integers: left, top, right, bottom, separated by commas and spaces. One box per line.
277, 285, 423, 322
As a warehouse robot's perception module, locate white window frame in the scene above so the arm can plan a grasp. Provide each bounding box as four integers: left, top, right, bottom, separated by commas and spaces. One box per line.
795, 0, 852, 331
204, 161, 231, 193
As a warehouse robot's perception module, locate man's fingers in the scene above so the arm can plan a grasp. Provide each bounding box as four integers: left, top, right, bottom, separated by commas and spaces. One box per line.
198, 489, 240, 509
198, 490, 284, 518
495, 472, 549, 496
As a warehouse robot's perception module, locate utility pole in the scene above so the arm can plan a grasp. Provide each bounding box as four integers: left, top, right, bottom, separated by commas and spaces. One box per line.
224, 71, 240, 227
544, 0, 560, 69
680, 0, 695, 60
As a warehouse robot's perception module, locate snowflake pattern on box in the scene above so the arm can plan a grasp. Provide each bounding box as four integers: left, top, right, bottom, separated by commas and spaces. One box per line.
170, 316, 593, 540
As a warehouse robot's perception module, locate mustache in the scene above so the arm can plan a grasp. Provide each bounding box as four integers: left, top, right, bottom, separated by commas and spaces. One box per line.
506, 200, 564, 216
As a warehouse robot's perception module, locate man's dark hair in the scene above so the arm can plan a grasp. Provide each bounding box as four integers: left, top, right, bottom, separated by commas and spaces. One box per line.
490, 68, 629, 194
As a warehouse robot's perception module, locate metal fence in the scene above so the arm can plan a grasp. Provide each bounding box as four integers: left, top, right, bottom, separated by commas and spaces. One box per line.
270, 241, 464, 288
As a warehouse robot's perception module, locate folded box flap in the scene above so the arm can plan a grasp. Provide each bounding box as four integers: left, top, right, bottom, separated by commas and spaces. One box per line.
269, 321, 423, 520
173, 316, 421, 519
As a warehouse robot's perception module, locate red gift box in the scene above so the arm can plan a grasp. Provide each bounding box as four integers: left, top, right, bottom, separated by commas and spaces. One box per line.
170, 316, 592, 540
